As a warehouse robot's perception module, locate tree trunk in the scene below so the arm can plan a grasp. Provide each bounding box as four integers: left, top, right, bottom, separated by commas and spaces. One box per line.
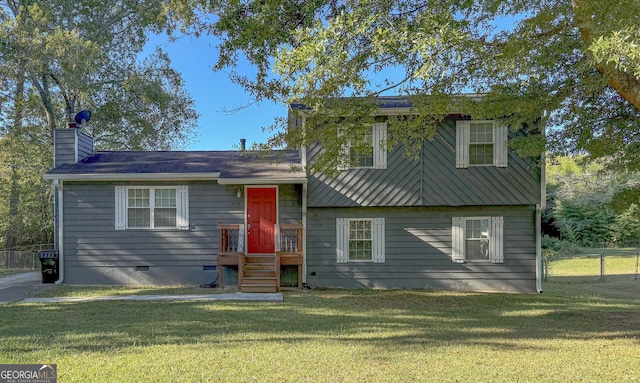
5, 165, 20, 268
5, 72, 25, 267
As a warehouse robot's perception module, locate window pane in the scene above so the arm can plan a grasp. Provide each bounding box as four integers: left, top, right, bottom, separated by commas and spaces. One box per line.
469, 144, 493, 165
128, 189, 149, 207
466, 219, 489, 239
128, 208, 150, 228
466, 239, 490, 260
154, 208, 176, 227
155, 188, 176, 208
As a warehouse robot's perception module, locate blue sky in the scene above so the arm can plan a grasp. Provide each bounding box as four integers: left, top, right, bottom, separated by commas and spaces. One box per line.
147, 15, 520, 151
147, 34, 285, 151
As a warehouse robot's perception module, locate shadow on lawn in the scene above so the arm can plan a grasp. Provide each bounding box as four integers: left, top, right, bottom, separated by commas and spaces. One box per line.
1, 290, 638, 354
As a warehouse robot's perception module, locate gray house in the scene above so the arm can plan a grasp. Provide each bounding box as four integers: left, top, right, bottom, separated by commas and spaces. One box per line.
44, 98, 544, 293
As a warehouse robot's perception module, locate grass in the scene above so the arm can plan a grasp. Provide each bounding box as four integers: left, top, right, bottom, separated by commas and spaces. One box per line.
546, 247, 639, 281
1, 285, 639, 382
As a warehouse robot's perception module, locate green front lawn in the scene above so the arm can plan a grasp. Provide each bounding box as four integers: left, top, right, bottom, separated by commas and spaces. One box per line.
1, 286, 638, 382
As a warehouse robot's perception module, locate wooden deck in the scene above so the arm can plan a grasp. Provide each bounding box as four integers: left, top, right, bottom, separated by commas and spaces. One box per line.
218, 222, 303, 292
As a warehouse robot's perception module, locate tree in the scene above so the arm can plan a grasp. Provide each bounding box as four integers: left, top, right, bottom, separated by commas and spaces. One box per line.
546, 156, 640, 247
0, 0, 198, 150
0, 0, 199, 249
171, 0, 640, 172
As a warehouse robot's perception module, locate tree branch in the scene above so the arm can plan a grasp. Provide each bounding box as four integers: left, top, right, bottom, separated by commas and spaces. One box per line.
572, 0, 640, 110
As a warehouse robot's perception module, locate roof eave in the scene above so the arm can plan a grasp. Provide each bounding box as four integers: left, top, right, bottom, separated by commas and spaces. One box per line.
43, 172, 222, 181
217, 177, 307, 185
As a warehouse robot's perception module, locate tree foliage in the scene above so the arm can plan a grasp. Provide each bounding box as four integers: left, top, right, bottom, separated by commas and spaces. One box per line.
171, 0, 640, 172
0, 0, 199, 248
0, 0, 198, 150
546, 156, 640, 247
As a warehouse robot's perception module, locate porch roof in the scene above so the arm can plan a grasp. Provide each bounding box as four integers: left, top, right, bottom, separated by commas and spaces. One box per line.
44, 150, 306, 183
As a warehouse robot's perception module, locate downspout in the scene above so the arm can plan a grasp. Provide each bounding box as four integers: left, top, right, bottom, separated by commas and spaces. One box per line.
302, 182, 308, 284
300, 115, 308, 285
535, 131, 547, 293
54, 179, 65, 284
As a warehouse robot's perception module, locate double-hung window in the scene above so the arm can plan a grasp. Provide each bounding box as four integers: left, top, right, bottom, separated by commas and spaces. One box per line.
338, 121, 388, 170
469, 122, 494, 165
348, 220, 373, 261
115, 186, 189, 230
349, 126, 374, 168
451, 216, 504, 263
336, 218, 385, 263
456, 120, 508, 168
465, 218, 490, 261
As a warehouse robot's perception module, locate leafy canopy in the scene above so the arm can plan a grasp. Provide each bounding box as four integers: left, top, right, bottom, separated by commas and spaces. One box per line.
0, 0, 198, 150
171, 0, 640, 172
0, 0, 199, 247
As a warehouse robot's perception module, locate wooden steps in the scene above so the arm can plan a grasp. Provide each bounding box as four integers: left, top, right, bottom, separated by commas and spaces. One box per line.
240, 254, 278, 293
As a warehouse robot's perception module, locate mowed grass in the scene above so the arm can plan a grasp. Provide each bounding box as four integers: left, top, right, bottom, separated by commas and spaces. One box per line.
1, 286, 639, 382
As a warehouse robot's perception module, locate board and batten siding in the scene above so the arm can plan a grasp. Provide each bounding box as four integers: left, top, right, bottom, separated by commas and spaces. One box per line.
307, 118, 541, 207
305, 205, 537, 292
61, 182, 301, 285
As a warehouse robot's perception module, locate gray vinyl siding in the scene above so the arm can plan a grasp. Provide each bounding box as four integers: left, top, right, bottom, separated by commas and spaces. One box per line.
308, 118, 541, 207
53, 129, 94, 167
305, 205, 537, 292
61, 182, 301, 285
54, 129, 77, 167
77, 131, 94, 160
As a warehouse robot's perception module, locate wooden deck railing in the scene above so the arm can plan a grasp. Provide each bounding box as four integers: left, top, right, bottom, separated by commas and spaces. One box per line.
218, 223, 244, 255
276, 223, 303, 255
217, 222, 304, 289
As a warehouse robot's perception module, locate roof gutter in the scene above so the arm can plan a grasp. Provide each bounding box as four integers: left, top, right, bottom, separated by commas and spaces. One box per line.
217, 177, 307, 185
43, 172, 222, 181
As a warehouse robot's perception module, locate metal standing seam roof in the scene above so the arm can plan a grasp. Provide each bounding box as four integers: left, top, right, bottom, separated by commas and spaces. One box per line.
44, 150, 306, 182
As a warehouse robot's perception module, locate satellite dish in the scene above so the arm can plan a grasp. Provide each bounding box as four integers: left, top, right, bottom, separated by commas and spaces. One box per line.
74, 110, 91, 125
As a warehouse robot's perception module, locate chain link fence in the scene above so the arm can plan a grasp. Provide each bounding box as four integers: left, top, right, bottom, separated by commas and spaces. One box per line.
0, 244, 55, 273
543, 251, 640, 283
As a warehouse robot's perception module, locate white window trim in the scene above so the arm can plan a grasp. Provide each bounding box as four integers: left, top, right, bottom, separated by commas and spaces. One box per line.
115, 185, 189, 230
338, 121, 387, 170
451, 216, 504, 263
336, 217, 385, 263
456, 120, 508, 168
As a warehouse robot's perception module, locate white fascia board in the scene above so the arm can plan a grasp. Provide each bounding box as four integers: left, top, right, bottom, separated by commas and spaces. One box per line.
43, 172, 221, 181
217, 177, 307, 185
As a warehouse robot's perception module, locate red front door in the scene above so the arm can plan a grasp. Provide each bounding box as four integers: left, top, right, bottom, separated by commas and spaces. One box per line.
246, 187, 277, 254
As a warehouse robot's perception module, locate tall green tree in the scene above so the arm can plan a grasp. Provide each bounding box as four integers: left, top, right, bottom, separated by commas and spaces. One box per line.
0, 0, 199, 248
1, 0, 198, 150
172, 0, 640, 172
546, 156, 640, 247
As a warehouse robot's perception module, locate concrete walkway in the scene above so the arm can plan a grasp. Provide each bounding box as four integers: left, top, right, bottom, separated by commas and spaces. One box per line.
0, 271, 55, 305
0, 272, 282, 305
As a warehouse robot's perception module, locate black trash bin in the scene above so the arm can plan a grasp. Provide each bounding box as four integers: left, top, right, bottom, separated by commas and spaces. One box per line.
39, 250, 59, 284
